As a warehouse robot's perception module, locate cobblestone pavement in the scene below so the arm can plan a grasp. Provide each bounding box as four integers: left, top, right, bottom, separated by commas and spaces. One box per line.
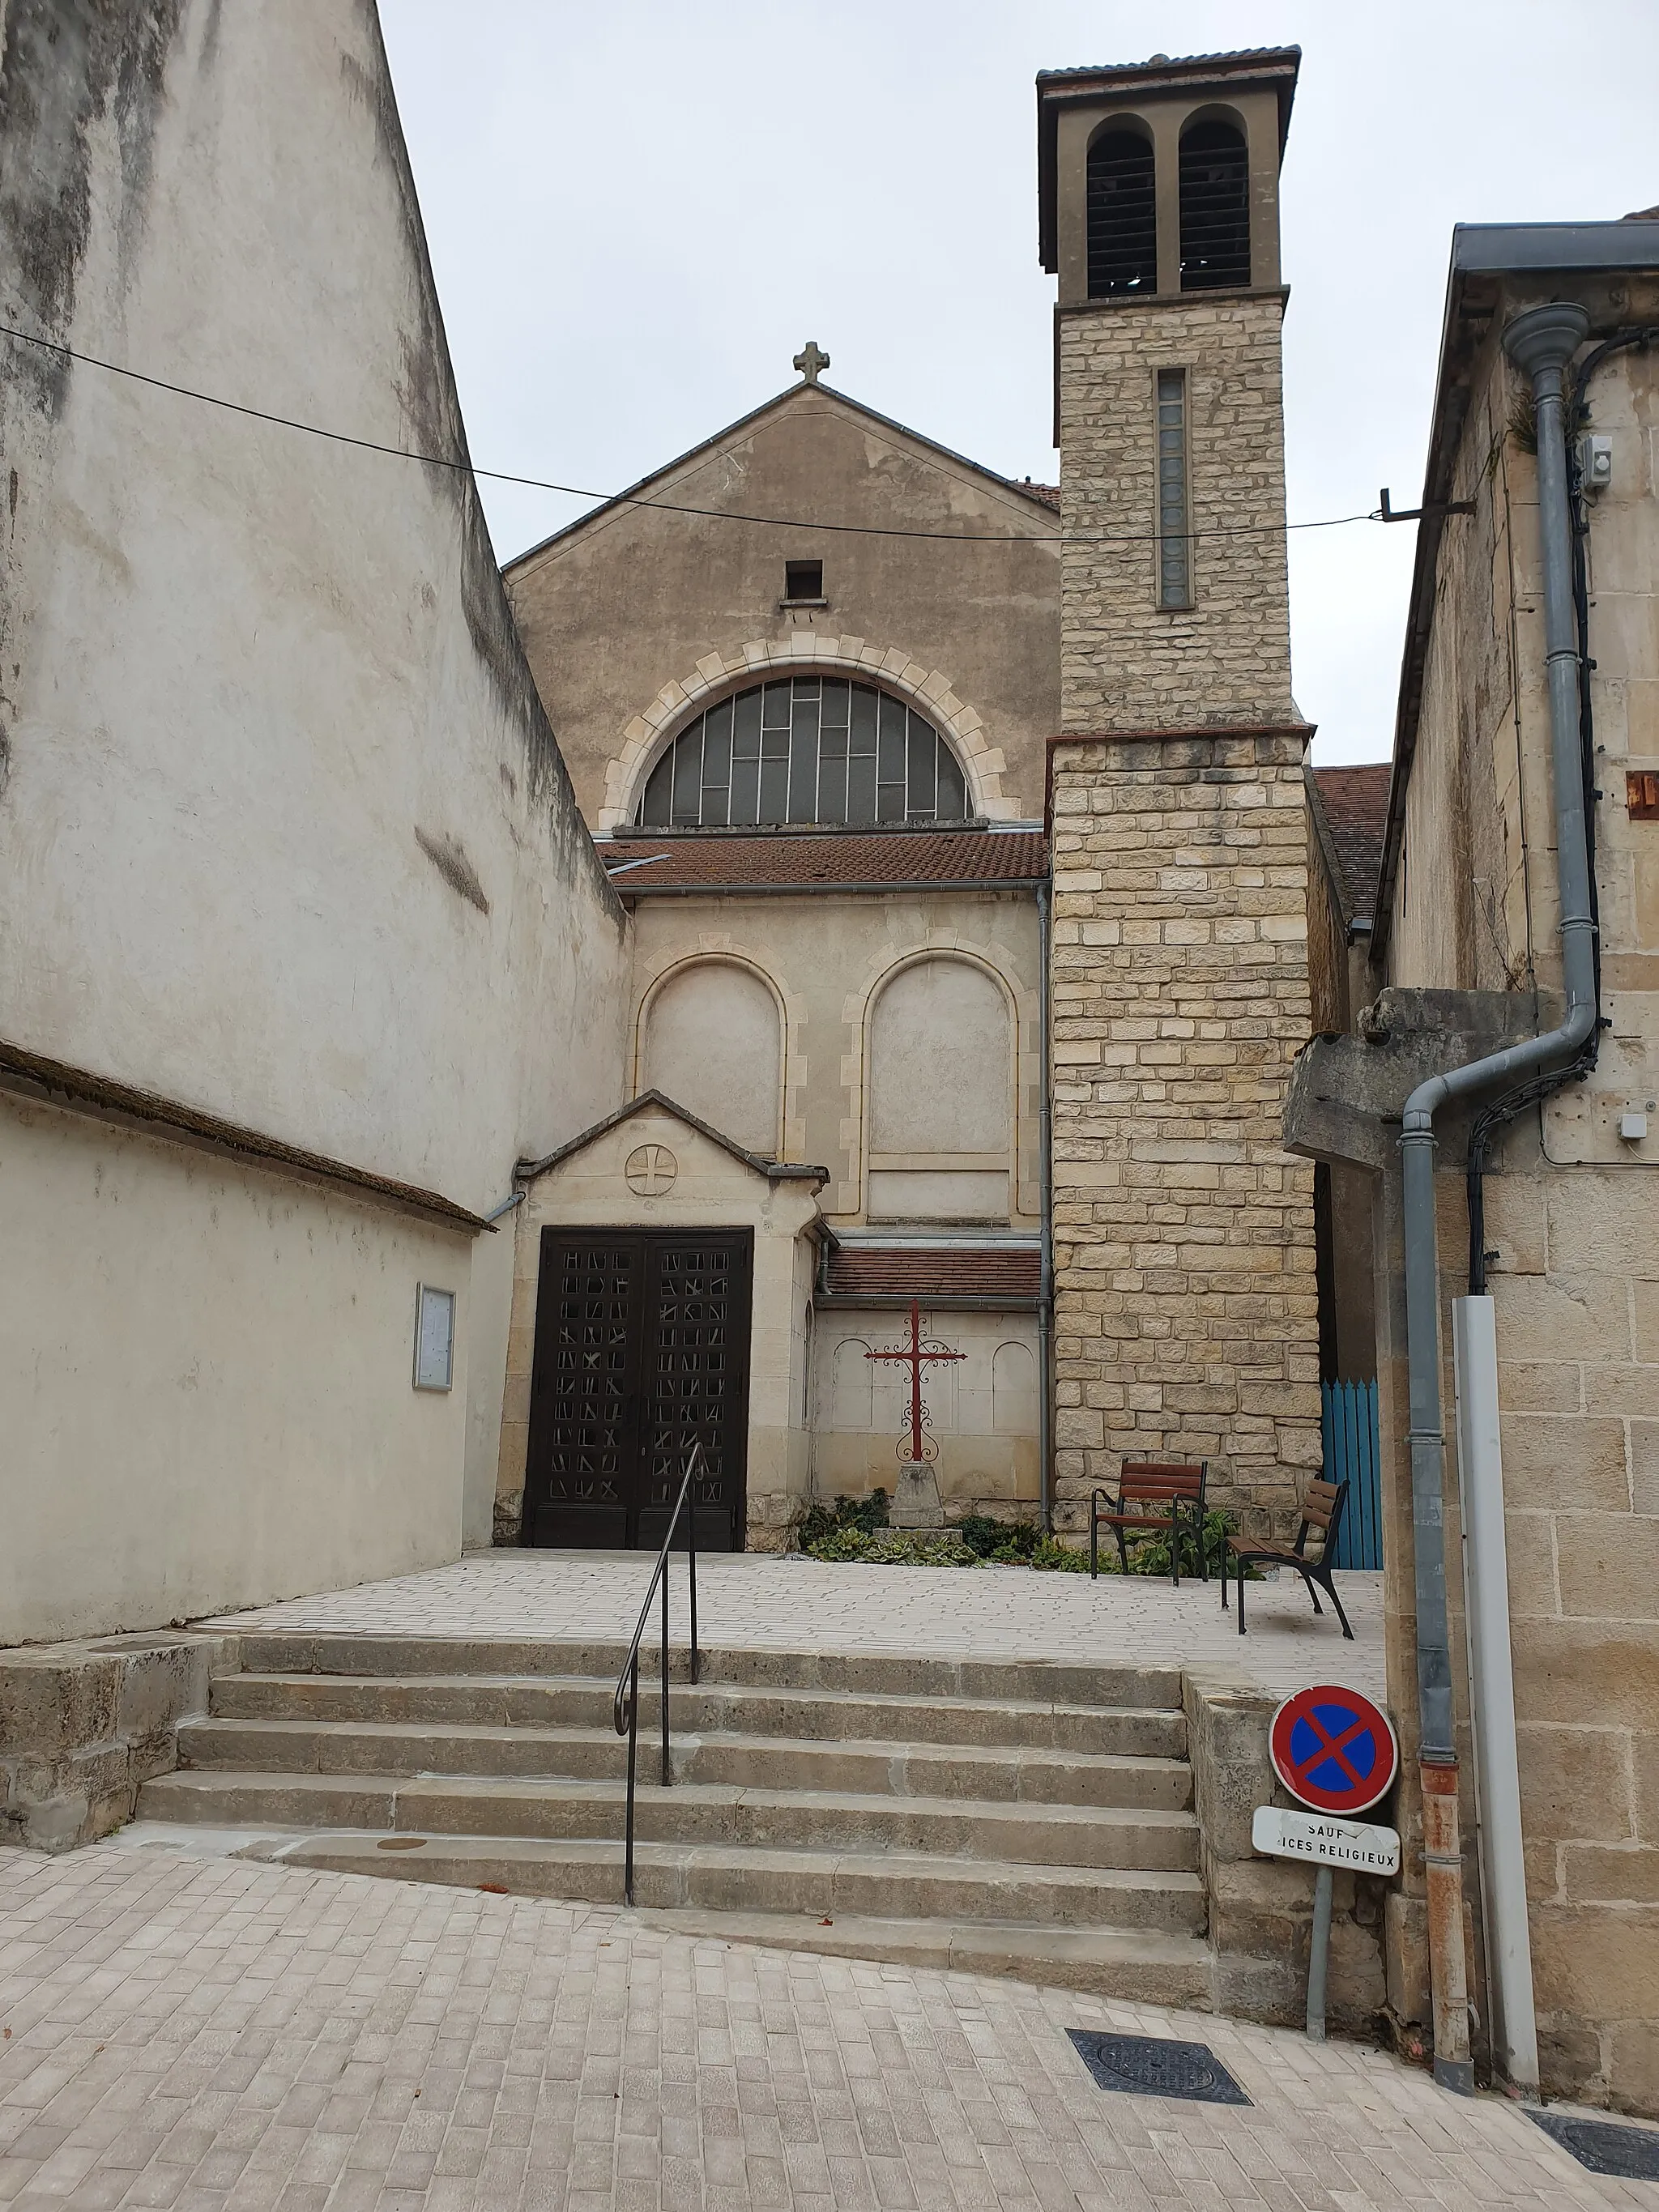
0, 1842, 1644, 2212
203, 1556, 1385, 1703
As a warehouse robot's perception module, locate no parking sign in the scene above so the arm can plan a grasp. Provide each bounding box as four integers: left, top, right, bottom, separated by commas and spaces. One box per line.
1269, 1685, 1398, 1818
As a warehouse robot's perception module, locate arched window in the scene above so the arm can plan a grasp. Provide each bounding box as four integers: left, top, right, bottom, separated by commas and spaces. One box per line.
638, 678, 968, 829
1179, 119, 1251, 292
1086, 126, 1156, 299
868, 957, 1013, 1222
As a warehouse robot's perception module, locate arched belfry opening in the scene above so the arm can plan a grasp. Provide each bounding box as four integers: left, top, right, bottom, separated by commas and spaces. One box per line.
1085, 126, 1156, 298
1179, 117, 1251, 290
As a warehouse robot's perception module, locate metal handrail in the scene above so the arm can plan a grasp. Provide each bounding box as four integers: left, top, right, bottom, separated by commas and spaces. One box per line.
612, 1442, 703, 1906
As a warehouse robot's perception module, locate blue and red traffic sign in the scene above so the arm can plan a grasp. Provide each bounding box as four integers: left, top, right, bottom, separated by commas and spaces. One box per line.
1269, 1685, 1398, 1817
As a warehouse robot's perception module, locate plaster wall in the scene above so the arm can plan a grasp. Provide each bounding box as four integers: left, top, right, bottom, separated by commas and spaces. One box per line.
497, 1109, 822, 1551
0, 1095, 471, 1648
625, 893, 1043, 1228
1375, 297, 1659, 2111
810, 1311, 1042, 1514
0, 1, 628, 1216
0, 4, 632, 1630
504, 387, 1060, 830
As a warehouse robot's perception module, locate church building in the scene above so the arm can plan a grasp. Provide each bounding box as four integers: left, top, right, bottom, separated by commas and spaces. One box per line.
490, 45, 1324, 1555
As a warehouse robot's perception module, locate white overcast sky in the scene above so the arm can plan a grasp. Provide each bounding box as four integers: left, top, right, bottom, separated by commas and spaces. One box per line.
379, 0, 1659, 765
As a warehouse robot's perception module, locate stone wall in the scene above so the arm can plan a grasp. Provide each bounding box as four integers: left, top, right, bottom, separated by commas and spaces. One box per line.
1, 1632, 236, 1851
1049, 731, 1323, 1534
1057, 296, 1293, 737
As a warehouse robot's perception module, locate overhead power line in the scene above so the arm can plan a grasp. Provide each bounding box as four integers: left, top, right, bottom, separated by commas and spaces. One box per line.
2, 320, 1378, 548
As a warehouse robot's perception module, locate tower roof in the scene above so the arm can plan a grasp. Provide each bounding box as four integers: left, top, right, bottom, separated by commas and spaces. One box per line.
1035, 46, 1301, 271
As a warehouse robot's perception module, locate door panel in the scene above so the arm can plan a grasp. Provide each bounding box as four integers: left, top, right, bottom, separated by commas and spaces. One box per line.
524, 1234, 642, 1549
524, 1226, 753, 1550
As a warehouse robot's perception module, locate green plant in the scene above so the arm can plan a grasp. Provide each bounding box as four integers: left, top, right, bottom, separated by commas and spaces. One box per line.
862, 1529, 979, 1568
806, 1524, 872, 1562
1030, 1534, 1090, 1573
792, 1488, 889, 1552
1123, 1509, 1236, 1579
955, 1515, 1039, 1561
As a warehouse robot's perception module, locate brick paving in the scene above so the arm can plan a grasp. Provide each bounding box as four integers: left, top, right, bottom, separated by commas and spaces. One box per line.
1, 1842, 1643, 2212
202, 1555, 1385, 1703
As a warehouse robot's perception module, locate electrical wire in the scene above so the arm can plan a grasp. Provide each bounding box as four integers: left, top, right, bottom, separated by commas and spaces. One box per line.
2, 319, 1378, 549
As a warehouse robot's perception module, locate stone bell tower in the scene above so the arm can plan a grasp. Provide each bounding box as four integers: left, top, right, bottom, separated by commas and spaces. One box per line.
1036, 49, 1323, 1536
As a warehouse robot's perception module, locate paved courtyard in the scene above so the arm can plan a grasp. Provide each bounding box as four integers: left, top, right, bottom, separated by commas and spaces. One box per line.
1, 1840, 1648, 2212
203, 1554, 1385, 1703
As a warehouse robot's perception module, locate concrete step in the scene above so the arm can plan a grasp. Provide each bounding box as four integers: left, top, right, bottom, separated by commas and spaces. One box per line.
177, 1716, 1191, 1810
139, 1768, 1200, 1873
210, 1673, 1187, 1759
263, 1829, 1207, 1933
230, 1635, 1183, 1711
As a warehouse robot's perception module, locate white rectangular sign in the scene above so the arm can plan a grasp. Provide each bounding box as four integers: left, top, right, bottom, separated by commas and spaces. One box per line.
1252, 1804, 1401, 1875
413, 1284, 455, 1392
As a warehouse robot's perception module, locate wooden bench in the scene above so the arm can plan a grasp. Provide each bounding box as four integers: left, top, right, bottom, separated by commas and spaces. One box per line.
1089, 1461, 1208, 1586
1220, 1477, 1354, 1638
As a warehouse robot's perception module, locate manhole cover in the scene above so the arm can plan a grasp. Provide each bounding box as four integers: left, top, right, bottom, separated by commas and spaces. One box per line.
1529, 2109, 1659, 2178
376, 1836, 427, 1852
1067, 2030, 1251, 2106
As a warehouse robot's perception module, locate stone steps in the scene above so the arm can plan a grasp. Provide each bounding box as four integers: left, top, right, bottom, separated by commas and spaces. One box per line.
132, 1634, 1214, 2001
207, 1671, 1185, 1759
175, 1712, 1191, 1809
251, 1829, 1207, 1933
144, 1767, 1199, 1873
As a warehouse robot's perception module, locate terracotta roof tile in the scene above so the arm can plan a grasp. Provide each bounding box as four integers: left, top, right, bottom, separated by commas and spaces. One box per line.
1311, 764, 1390, 923
604, 829, 1047, 893
824, 1247, 1041, 1302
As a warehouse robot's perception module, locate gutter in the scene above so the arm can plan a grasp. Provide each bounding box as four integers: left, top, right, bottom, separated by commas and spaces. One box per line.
621, 877, 1047, 901
1037, 875, 1055, 1532
1396, 302, 1598, 2097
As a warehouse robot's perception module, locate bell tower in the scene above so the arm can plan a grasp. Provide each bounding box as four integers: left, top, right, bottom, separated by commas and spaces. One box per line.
1036, 49, 1323, 1538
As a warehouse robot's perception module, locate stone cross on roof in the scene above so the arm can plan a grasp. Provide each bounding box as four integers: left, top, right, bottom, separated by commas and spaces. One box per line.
793, 340, 830, 385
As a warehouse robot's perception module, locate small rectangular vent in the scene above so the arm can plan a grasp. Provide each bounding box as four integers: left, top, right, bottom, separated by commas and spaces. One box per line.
784, 560, 824, 603
1067, 2030, 1251, 2106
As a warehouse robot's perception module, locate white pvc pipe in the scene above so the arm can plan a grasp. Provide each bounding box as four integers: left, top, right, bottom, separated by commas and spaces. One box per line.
1452, 1294, 1540, 2092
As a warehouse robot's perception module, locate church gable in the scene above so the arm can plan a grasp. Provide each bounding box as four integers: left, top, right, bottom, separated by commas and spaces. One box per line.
502, 376, 1060, 829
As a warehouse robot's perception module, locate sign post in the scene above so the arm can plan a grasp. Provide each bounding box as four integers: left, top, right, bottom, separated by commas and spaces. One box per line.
1260, 1685, 1400, 2042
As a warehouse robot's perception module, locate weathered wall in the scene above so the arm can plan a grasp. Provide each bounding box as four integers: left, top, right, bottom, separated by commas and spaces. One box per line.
1373, 292, 1659, 2111
497, 1107, 822, 1551
504, 387, 1060, 830
1050, 734, 1322, 1532
627, 892, 1043, 1229
1, 1096, 473, 1646
1047, 249, 1320, 1534
811, 1311, 1041, 1513
0, 2, 630, 1635
1057, 296, 1293, 736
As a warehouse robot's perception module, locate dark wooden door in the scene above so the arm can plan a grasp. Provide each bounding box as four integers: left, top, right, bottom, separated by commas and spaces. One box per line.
523, 1227, 752, 1551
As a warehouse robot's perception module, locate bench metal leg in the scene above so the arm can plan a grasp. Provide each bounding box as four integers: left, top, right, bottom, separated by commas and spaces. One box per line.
1320, 1571, 1354, 1640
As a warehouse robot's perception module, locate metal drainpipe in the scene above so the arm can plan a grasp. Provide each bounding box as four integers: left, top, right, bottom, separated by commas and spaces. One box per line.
1037, 875, 1055, 1533
1397, 300, 1598, 2095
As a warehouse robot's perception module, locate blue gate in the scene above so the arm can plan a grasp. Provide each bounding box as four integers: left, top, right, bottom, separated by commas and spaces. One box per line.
1322, 1379, 1383, 1569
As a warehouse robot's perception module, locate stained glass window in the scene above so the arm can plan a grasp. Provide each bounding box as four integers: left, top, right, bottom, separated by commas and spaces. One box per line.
637, 678, 970, 829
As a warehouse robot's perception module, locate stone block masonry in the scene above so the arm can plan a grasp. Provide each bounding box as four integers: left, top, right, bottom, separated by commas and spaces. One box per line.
1049, 730, 1323, 1536
1058, 296, 1294, 736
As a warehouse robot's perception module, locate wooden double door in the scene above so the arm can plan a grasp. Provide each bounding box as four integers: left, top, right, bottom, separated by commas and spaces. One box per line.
522, 1227, 753, 1551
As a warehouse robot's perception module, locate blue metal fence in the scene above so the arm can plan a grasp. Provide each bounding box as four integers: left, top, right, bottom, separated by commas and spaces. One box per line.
1322, 1379, 1384, 1569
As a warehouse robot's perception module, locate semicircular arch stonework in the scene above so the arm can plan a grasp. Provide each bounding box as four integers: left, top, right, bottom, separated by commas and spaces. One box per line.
599, 635, 1013, 833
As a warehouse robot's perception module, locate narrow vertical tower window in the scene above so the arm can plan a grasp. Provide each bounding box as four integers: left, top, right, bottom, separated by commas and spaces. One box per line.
1156, 369, 1190, 607
1085, 128, 1157, 297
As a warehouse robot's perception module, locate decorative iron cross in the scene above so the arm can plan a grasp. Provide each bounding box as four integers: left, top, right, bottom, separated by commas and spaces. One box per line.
793, 339, 830, 385
866, 1299, 965, 1464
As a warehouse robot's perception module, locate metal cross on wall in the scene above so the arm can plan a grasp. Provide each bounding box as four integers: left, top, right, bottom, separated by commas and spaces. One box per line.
793, 339, 830, 385
865, 1300, 965, 1464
